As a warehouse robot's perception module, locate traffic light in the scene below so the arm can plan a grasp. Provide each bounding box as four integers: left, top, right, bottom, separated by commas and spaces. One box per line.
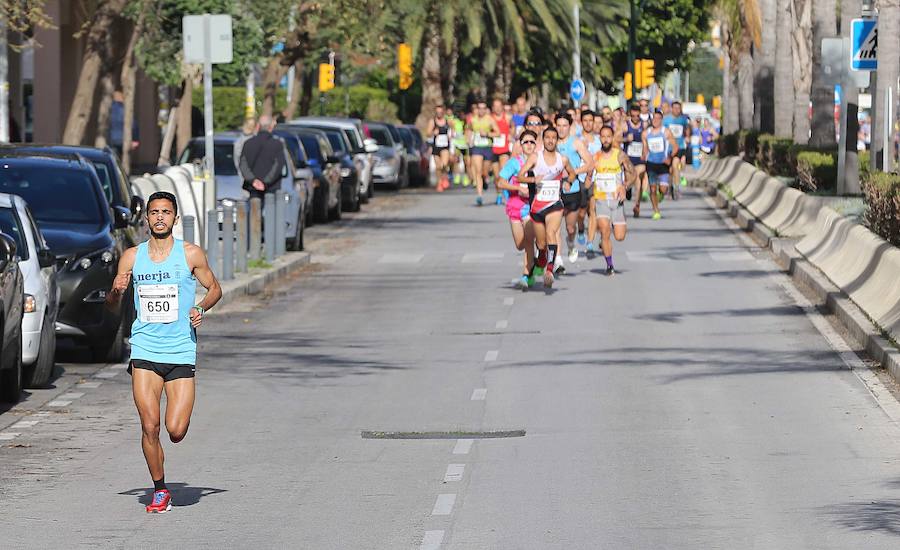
712, 95, 722, 109
635, 59, 655, 89
318, 63, 335, 92
624, 72, 633, 100
398, 43, 413, 90
696, 93, 705, 106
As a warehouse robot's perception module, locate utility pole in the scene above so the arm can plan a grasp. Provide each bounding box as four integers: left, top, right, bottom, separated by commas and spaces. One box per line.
627, 0, 637, 102
0, 16, 9, 143
863, 0, 878, 172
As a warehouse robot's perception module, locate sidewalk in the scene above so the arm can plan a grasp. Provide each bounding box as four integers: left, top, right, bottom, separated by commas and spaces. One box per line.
199, 251, 311, 309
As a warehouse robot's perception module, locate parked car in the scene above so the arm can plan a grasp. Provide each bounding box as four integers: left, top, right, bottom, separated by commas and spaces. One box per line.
178, 133, 310, 251
276, 125, 341, 223
0, 194, 57, 387
397, 125, 427, 186
295, 125, 360, 212
270, 130, 317, 234
0, 153, 127, 362
290, 117, 376, 203
403, 125, 431, 186
364, 121, 408, 189
0, 230, 23, 402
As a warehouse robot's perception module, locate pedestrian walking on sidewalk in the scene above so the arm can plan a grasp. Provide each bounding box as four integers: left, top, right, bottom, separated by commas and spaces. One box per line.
238, 114, 286, 200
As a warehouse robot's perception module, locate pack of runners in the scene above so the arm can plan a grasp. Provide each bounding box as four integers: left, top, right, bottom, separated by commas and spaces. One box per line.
426, 95, 691, 290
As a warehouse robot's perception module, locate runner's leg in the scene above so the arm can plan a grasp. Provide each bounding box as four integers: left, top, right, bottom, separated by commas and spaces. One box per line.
133, 369, 166, 482
471, 154, 485, 203
163, 377, 196, 444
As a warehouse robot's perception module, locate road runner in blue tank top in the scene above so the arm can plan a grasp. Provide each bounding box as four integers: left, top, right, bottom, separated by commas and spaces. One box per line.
107, 191, 222, 514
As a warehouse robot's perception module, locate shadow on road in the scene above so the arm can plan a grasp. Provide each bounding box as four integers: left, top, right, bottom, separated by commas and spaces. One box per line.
825, 498, 900, 537
634, 304, 806, 323
699, 269, 771, 279
119, 483, 227, 507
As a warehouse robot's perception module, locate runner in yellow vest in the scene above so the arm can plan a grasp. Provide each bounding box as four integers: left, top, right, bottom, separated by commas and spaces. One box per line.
590, 125, 635, 276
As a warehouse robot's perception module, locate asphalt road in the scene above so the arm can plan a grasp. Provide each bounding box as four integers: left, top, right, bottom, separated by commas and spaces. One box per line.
2, 184, 900, 549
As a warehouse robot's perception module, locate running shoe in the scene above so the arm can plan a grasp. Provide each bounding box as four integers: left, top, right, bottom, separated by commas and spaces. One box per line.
554, 255, 566, 275
641, 190, 650, 202
680, 175, 687, 186
543, 269, 554, 288
533, 266, 545, 278
576, 232, 586, 246
626, 188, 633, 201
568, 248, 578, 263
586, 242, 595, 259
453, 173, 461, 185
633, 205, 641, 218
476, 196, 483, 206
605, 266, 616, 276
526, 275, 535, 288
463, 175, 471, 187
146, 490, 172, 514
652, 211, 662, 220
516, 275, 530, 291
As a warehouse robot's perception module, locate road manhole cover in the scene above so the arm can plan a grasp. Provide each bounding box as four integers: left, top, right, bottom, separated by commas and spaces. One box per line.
361, 430, 525, 439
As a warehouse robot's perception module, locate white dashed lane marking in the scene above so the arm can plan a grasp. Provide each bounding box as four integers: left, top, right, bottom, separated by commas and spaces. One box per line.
377, 253, 424, 264
495, 320, 508, 329
453, 439, 474, 455
420, 530, 445, 550
58, 392, 85, 400
484, 350, 498, 362
461, 252, 504, 264
431, 494, 456, 516
77, 381, 103, 389
443, 464, 465, 482
470, 388, 487, 401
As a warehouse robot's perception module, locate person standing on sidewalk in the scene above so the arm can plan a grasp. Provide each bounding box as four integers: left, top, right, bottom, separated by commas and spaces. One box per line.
108, 191, 222, 513
238, 114, 285, 200
109, 90, 139, 158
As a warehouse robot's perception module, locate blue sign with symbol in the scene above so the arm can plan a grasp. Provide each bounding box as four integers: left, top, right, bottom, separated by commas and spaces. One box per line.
851, 18, 877, 71
570, 79, 585, 103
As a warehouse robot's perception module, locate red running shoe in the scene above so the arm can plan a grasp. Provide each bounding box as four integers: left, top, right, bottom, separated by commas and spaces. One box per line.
146, 489, 172, 513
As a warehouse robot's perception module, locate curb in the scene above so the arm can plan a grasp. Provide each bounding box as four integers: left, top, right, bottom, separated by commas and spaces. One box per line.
703, 184, 900, 383
202, 251, 312, 310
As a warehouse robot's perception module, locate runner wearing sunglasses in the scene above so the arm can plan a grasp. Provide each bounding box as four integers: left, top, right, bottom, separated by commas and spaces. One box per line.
496, 130, 539, 290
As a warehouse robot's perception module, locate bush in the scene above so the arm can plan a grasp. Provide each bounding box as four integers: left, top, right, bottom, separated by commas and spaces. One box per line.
311, 85, 392, 119
859, 150, 871, 180
364, 98, 399, 124
737, 129, 760, 163
795, 151, 837, 192
719, 132, 739, 157
755, 134, 773, 169
862, 172, 900, 246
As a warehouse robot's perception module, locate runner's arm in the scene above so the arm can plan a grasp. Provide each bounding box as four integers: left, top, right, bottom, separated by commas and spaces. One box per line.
489, 118, 501, 138
575, 140, 593, 175
186, 243, 222, 314
666, 129, 679, 156
562, 157, 577, 188
641, 130, 649, 162
619, 151, 636, 194
516, 154, 538, 183
106, 247, 137, 311
496, 160, 521, 192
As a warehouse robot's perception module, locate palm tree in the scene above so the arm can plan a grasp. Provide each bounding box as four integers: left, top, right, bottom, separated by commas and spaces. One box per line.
808, 0, 838, 147
790, 0, 812, 144
716, 0, 761, 131
773, 0, 794, 138
875, 0, 900, 168
754, 0, 776, 132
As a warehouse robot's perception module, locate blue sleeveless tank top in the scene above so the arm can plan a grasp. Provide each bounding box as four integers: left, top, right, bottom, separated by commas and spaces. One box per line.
130, 239, 198, 365
558, 136, 583, 191
646, 127, 670, 164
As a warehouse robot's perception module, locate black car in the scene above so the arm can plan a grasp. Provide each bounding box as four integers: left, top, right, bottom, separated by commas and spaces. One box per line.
0, 232, 23, 402
276, 126, 342, 223
288, 123, 362, 212
0, 153, 136, 362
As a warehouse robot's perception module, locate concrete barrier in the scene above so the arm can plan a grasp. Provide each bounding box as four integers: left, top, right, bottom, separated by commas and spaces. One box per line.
130, 164, 204, 246
796, 208, 900, 341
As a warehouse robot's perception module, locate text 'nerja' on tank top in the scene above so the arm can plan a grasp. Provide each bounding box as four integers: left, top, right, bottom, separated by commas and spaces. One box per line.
130, 239, 198, 365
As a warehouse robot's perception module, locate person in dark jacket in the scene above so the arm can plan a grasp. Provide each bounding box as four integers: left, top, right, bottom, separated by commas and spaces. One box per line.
109, 90, 140, 157
238, 114, 285, 199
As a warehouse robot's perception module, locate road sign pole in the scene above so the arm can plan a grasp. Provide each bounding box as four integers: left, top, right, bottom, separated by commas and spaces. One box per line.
202, 13, 216, 249
573, 2, 581, 81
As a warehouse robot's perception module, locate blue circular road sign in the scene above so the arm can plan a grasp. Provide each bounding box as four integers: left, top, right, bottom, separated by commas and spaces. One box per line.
570, 79, 585, 103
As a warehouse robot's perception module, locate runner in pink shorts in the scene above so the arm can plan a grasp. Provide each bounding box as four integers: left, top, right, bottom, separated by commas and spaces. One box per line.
496, 130, 539, 290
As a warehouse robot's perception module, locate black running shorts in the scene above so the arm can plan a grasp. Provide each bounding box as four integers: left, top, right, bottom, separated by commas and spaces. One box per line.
129, 359, 195, 382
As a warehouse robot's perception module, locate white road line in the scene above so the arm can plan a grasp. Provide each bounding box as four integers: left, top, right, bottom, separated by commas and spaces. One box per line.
470, 388, 487, 401
484, 350, 499, 362
11, 420, 38, 429
0, 432, 21, 441
46, 400, 72, 408
461, 252, 504, 264
503, 297, 514, 306
377, 253, 424, 264
443, 464, 465, 482
453, 439, 474, 455
495, 320, 508, 329
77, 381, 103, 389
420, 530, 445, 550
431, 494, 457, 516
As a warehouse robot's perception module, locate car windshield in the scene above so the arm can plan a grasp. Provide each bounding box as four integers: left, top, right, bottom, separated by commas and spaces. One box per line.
179, 142, 238, 175
324, 132, 346, 153
88, 160, 115, 203
386, 125, 402, 143
397, 128, 414, 150
343, 129, 362, 151
369, 127, 391, 146
278, 134, 307, 168
298, 135, 324, 163
0, 164, 104, 225
0, 207, 28, 260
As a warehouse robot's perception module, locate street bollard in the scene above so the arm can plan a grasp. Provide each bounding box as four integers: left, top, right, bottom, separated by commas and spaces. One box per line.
236, 200, 248, 273
183, 215, 195, 245
222, 203, 234, 281
207, 209, 220, 277
275, 190, 286, 257
249, 197, 262, 261
263, 193, 276, 263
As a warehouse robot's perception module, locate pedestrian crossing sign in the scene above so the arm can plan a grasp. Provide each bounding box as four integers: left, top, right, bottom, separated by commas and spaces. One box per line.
851, 18, 877, 71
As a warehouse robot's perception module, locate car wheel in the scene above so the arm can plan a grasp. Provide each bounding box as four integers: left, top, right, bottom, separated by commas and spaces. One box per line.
401, 166, 410, 188
91, 319, 125, 363
0, 325, 22, 403
23, 312, 55, 388
314, 183, 329, 223
360, 180, 370, 204
329, 186, 342, 221
368, 179, 375, 198
287, 208, 305, 251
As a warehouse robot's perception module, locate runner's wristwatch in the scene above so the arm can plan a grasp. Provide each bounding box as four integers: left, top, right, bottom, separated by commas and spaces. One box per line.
192, 305, 205, 315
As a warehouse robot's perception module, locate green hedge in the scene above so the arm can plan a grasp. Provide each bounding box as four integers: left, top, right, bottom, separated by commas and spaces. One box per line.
719, 132, 739, 157
795, 151, 837, 192
755, 134, 795, 176
192, 87, 287, 132
862, 171, 900, 246
737, 130, 760, 163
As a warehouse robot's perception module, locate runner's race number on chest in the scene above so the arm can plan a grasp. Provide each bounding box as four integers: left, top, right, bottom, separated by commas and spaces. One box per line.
537, 180, 561, 203
138, 284, 179, 323
648, 136, 665, 154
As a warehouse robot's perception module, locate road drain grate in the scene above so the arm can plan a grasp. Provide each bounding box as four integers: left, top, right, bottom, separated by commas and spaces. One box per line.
361, 430, 525, 439
439, 331, 541, 336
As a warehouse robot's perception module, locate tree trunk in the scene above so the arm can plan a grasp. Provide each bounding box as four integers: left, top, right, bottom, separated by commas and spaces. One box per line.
414, 4, 444, 131
809, 0, 838, 147
175, 77, 193, 157
791, 0, 812, 144
261, 57, 288, 118
120, 9, 145, 175
441, 30, 459, 107
158, 100, 177, 167
61, 0, 128, 145
299, 64, 314, 116
774, 0, 794, 138
754, 0, 777, 132
93, 72, 115, 148
875, 0, 900, 168
841, 0, 862, 193
737, 45, 755, 130
282, 60, 304, 120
